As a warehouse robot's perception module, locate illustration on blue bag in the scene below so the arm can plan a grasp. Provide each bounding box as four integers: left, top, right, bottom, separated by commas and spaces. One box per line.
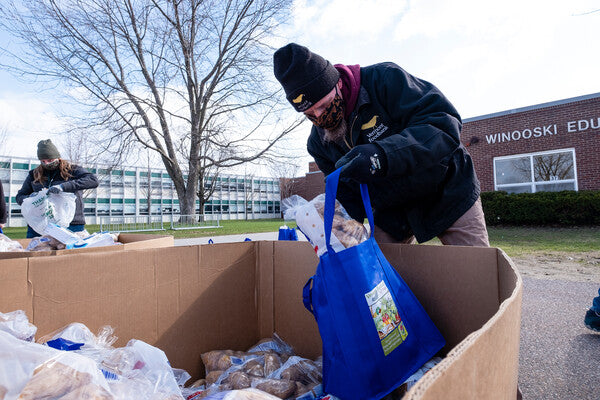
296, 168, 445, 400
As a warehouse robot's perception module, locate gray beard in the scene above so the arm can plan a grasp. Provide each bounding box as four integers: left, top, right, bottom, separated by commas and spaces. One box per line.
323, 118, 348, 144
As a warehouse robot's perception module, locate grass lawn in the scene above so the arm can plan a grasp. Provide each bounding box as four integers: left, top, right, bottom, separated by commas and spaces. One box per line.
4, 221, 598, 257
419, 226, 600, 256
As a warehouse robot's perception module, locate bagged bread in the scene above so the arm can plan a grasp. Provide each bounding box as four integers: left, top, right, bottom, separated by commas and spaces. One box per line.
281, 194, 368, 255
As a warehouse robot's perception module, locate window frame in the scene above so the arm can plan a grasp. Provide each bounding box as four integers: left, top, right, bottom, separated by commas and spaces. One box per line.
493, 148, 578, 193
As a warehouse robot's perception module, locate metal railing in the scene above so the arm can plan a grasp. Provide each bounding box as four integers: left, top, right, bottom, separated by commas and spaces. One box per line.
170, 214, 221, 230
99, 214, 221, 232
99, 216, 166, 233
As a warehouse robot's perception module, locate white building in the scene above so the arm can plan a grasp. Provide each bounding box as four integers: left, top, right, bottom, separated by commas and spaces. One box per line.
0, 156, 282, 227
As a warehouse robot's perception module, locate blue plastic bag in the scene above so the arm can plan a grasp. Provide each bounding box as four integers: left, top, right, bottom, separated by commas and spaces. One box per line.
302, 168, 445, 400
278, 226, 298, 241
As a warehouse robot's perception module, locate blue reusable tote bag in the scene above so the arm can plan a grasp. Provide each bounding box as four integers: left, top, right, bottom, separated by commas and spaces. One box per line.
303, 168, 445, 400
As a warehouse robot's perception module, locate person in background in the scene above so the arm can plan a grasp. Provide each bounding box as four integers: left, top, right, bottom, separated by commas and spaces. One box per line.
584, 290, 600, 332
0, 179, 7, 229
16, 139, 99, 238
273, 43, 489, 247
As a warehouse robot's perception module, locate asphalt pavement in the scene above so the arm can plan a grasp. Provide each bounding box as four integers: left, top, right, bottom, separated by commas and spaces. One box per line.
174, 234, 600, 400
520, 277, 599, 400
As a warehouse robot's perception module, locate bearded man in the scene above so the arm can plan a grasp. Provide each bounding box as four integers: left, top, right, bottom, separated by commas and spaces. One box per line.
273, 43, 489, 246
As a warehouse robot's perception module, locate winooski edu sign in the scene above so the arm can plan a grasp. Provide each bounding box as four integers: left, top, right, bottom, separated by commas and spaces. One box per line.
484, 116, 599, 145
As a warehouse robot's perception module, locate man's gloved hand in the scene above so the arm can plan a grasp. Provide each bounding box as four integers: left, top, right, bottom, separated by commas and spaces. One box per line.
334, 144, 388, 183
48, 184, 63, 195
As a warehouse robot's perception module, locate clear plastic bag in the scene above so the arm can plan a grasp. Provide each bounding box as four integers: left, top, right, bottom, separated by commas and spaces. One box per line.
247, 333, 293, 356
42, 223, 82, 246
266, 356, 321, 386
38, 323, 185, 399
0, 310, 37, 342
37, 323, 116, 348
25, 236, 56, 251
281, 194, 368, 256
403, 356, 442, 390
20, 189, 77, 235
0, 234, 24, 252
0, 330, 112, 400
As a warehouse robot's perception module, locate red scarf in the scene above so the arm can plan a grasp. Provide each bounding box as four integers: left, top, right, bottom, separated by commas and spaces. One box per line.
334, 64, 361, 119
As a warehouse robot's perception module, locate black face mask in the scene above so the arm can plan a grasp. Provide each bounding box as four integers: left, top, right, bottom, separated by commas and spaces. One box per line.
42, 160, 59, 170
306, 89, 345, 130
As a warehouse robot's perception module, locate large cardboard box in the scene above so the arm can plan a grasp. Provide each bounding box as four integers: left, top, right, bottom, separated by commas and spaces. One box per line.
0, 233, 174, 259
0, 241, 522, 399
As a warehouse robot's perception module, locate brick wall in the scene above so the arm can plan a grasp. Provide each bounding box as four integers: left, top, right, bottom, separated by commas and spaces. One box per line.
463, 95, 600, 192
289, 94, 600, 196
287, 167, 325, 201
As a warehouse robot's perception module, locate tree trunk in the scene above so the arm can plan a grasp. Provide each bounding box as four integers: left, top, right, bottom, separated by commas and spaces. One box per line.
180, 189, 196, 223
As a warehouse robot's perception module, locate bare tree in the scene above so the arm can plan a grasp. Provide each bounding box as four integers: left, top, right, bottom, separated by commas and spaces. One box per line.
0, 0, 303, 215
137, 150, 159, 221
512, 153, 574, 183
0, 126, 10, 152
242, 168, 256, 220
196, 161, 219, 221
269, 160, 299, 201
533, 153, 574, 182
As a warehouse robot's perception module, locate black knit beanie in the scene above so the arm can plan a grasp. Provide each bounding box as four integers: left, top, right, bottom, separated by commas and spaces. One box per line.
37, 139, 61, 160
273, 43, 340, 112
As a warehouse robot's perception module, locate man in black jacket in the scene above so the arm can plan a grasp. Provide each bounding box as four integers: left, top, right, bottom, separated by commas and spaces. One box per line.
273, 43, 489, 246
0, 179, 7, 229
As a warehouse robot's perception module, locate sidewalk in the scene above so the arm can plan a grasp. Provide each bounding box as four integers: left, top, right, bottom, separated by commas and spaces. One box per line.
174, 231, 308, 246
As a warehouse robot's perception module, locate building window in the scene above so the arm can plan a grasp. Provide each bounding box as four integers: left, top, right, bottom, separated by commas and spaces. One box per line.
494, 148, 577, 193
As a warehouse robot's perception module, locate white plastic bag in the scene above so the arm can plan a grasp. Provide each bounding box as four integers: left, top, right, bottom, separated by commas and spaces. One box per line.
42, 223, 82, 246
0, 234, 24, 252
0, 310, 36, 342
0, 330, 113, 400
21, 189, 77, 234
38, 323, 185, 399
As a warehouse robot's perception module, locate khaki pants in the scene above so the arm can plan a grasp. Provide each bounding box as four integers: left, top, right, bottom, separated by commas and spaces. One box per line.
373, 198, 490, 247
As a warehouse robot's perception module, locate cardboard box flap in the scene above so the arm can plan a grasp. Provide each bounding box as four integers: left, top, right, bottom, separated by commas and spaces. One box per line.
257, 241, 275, 339
271, 241, 321, 360
380, 243, 501, 353
154, 242, 259, 377
0, 258, 32, 317
28, 250, 158, 345
404, 248, 523, 399
119, 233, 174, 249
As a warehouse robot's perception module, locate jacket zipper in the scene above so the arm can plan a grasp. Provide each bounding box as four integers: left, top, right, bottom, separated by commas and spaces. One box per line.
343, 114, 360, 150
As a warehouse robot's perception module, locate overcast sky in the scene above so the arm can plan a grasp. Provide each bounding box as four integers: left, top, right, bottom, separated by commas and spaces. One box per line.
1, 0, 599, 174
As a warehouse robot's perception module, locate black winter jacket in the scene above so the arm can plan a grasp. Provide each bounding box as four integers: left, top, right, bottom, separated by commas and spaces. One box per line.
0, 180, 6, 224
16, 165, 99, 227
307, 62, 480, 243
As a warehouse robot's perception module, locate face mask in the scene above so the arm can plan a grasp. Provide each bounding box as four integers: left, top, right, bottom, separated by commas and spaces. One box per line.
42, 160, 60, 170
306, 89, 344, 130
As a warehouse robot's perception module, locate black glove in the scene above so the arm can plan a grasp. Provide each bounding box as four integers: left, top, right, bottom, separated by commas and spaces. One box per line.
48, 185, 63, 195
334, 144, 388, 183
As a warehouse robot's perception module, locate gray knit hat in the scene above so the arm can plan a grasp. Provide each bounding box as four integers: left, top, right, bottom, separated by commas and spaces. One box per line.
37, 139, 61, 160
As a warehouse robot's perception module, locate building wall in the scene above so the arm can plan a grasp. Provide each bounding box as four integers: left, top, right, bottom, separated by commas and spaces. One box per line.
462, 94, 600, 192
0, 156, 282, 227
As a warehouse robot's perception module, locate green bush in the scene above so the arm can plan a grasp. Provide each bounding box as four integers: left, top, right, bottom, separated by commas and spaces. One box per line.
481, 190, 600, 226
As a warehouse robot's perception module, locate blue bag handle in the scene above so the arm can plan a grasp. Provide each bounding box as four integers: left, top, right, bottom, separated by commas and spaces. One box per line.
303, 275, 315, 315
324, 168, 375, 253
